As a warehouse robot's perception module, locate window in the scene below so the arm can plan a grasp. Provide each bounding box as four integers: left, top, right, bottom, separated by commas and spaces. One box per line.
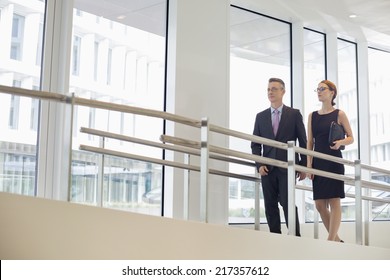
8, 95, 20, 129
30, 98, 40, 131
72, 36, 81, 76
303, 29, 326, 122
36, 23, 44, 66
10, 14, 25, 61
229, 5, 291, 223
337, 39, 358, 162
368, 47, 390, 220
94, 41, 99, 81
302, 29, 326, 222
0, 1, 45, 196
334, 39, 359, 221
107, 48, 112, 85
1, 154, 35, 195
368, 48, 390, 153
69, 0, 167, 216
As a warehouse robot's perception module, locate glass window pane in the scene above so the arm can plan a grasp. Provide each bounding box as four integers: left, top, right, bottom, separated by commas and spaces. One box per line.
337, 39, 359, 221
229, 6, 291, 224
70, 0, 167, 216
302, 29, 326, 222
0, 0, 46, 196
10, 14, 24, 61
368, 47, 390, 220
303, 29, 325, 122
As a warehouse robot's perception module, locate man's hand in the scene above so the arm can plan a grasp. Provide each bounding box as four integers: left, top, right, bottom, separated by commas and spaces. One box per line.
297, 171, 306, 181
258, 165, 269, 176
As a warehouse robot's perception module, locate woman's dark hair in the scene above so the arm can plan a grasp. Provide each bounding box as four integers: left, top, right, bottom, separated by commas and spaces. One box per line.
320, 80, 337, 106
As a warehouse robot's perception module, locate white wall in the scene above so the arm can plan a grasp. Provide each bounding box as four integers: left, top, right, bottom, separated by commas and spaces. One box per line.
165, 0, 230, 224
1, 192, 389, 259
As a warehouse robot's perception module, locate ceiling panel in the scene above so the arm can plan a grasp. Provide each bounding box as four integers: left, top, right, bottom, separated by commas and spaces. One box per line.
73, 0, 390, 51
74, 0, 166, 36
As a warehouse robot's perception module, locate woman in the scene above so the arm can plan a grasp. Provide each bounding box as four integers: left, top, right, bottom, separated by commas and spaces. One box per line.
307, 80, 354, 242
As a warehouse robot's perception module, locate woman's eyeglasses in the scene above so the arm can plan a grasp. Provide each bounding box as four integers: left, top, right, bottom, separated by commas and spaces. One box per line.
314, 86, 329, 93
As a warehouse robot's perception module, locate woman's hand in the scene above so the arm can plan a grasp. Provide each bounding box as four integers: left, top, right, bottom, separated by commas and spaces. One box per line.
307, 165, 314, 180
330, 140, 342, 150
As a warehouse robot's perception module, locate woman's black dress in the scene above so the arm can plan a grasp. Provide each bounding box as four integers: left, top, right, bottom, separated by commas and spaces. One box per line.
311, 109, 345, 200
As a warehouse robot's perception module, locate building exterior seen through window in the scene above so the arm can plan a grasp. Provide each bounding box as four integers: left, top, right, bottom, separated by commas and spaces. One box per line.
69, 2, 167, 216
0, 0, 167, 217
368, 48, 390, 220
0, 0, 44, 197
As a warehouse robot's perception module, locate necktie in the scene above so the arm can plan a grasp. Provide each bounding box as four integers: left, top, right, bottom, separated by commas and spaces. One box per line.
272, 109, 280, 136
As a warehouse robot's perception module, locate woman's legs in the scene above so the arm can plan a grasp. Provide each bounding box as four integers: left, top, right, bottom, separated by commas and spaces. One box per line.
315, 198, 342, 241
327, 198, 342, 241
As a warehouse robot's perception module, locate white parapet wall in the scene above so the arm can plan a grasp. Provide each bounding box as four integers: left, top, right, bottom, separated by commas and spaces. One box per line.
0, 192, 389, 259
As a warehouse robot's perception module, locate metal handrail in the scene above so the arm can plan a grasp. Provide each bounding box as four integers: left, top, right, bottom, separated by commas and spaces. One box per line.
0, 84, 70, 102
0, 85, 202, 128
81, 126, 389, 206
74, 97, 201, 128
79, 144, 259, 183
211, 122, 355, 166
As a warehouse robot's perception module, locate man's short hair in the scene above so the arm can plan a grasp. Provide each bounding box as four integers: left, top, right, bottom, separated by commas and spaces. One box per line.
268, 78, 285, 89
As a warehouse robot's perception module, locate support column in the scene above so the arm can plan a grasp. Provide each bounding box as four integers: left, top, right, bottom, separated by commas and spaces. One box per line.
165, 0, 230, 224
37, 0, 74, 200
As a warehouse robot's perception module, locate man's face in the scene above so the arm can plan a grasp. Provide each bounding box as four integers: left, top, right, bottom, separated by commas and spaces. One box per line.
267, 81, 285, 103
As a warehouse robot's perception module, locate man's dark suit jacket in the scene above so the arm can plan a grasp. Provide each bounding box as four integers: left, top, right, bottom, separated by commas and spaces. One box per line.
251, 105, 307, 172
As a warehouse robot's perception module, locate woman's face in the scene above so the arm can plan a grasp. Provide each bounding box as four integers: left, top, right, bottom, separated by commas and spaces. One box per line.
316, 83, 333, 103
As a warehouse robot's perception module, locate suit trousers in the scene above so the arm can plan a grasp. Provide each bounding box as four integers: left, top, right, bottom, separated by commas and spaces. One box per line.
261, 167, 301, 236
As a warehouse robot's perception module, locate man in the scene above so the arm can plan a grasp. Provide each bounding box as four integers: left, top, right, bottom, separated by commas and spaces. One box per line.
251, 77, 307, 236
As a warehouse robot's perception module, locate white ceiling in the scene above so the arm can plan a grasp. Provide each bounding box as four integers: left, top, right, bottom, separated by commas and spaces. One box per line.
74, 0, 390, 49
74, 0, 167, 36
232, 0, 390, 48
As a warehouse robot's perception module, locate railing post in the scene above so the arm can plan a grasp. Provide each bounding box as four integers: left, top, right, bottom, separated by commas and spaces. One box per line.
287, 141, 296, 236
183, 154, 190, 220
314, 208, 319, 239
200, 117, 209, 223
254, 169, 260, 230
67, 93, 75, 202
97, 136, 105, 207
363, 170, 370, 246
355, 159, 363, 245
